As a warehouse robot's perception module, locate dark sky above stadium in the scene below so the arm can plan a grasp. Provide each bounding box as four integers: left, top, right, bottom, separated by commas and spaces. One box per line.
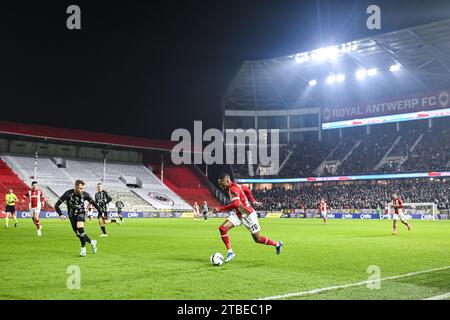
1, 0, 449, 140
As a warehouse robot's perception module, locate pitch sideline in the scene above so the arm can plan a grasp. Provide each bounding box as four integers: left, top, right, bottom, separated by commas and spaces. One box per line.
255, 265, 450, 300
422, 292, 450, 300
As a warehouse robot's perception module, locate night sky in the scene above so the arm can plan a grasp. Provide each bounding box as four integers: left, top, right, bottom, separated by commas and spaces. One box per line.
1, 0, 449, 140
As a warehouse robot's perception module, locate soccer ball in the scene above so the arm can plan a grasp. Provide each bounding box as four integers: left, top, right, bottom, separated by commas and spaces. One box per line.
210, 252, 224, 266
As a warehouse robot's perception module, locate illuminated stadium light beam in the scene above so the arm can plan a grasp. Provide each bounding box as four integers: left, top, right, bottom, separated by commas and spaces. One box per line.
390, 64, 401, 72
326, 75, 336, 84
356, 69, 367, 80
291, 41, 359, 64
367, 68, 378, 76
311, 46, 339, 61
294, 53, 309, 63
336, 74, 346, 82
308, 79, 317, 86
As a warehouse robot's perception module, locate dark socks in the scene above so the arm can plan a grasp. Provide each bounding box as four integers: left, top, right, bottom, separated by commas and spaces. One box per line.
77, 227, 86, 247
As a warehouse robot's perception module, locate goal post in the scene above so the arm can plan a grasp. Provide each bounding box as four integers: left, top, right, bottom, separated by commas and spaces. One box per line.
386, 202, 438, 220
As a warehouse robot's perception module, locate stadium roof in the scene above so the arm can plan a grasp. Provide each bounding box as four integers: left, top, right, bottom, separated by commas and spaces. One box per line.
223, 19, 450, 111
0, 121, 176, 151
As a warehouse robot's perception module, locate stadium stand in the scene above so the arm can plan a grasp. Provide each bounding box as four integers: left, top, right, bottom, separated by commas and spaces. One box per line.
252, 179, 450, 210
231, 121, 450, 178
0, 154, 192, 211
401, 127, 450, 173
337, 133, 397, 175
0, 159, 31, 211
279, 140, 336, 177
161, 165, 223, 208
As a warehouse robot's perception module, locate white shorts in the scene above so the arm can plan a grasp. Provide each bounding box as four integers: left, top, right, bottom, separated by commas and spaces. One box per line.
227, 211, 261, 235
321, 211, 327, 218
30, 208, 40, 217
393, 212, 407, 222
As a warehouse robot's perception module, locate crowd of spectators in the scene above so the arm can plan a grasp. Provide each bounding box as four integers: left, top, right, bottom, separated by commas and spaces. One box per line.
277, 140, 336, 177
401, 128, 450, 172
231, 123, 450, 178
252, 179, 450, 210
337, 133, 397, 175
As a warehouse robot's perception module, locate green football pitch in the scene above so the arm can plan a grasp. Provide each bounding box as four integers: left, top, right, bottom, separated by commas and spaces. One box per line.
0, 218, 449, 300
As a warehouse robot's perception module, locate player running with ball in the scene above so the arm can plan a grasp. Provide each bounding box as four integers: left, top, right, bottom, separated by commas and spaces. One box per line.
391, 193, 412, 235
212, 173, 283, 263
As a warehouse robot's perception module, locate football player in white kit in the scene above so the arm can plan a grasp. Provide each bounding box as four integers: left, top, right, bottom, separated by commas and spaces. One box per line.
86, 203, 94, 223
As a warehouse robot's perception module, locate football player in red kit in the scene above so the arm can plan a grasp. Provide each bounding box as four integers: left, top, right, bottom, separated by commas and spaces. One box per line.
23, 181, 46, 237
212, 173, 283, 263
319, 198, 329, 225
391, 193, 411, 235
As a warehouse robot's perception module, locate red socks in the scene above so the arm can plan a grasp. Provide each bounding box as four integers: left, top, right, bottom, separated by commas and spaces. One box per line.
219, 226, 278, 249
219, 226, 231, 250
34, 219, 41, 230
257, 236, 278, 247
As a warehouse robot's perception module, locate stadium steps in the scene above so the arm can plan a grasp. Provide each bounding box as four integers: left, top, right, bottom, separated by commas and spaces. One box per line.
375, 136, 402, 170
410, 133, 424, 153
161, 165, 223, 208
315, 141, 342, 175
276, 146, 294, 174
398, 133, 424, 171
0, 158, 41, 211
336, 140, 361, 173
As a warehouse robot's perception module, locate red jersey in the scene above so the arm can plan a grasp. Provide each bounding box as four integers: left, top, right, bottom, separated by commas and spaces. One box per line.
392, 197, 403, 214
217, 182, 255, 218
320, 201, 328, 213
193, 203, 199, 213
24, 189, 45, 209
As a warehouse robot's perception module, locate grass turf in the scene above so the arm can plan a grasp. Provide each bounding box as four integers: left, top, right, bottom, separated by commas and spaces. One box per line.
0, 218, 448, 300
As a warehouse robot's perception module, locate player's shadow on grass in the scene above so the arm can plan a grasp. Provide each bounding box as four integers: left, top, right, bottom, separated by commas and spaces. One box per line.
171, 257, 266, 269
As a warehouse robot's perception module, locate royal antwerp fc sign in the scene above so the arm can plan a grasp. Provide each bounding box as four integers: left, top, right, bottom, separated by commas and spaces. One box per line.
322, 89, 450, 123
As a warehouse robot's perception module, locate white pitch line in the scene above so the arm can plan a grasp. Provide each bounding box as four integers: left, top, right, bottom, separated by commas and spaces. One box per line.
422, 292, 450, 300
256, 265, 450, 300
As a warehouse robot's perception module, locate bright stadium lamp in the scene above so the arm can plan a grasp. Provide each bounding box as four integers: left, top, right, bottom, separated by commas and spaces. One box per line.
312, 46, 339, 61
295, 53, 309, 63
336, 74, 346, 82
356, 69, 367, 80
390, 64, 401, 72
308, 79, 318, 86
326, 75, 336, 84
367, 68, 378, 76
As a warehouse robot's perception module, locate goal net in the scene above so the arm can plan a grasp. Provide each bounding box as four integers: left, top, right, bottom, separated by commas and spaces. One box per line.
386, 202, 438, 220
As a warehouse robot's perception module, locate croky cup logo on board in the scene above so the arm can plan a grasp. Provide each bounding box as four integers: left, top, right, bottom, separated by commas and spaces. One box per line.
148, 192, 175, 206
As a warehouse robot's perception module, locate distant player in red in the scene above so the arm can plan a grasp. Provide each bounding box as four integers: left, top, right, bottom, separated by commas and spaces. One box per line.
22, 181, 46, 237
391, 193, 411, 235
193, 202, 200, 221
212, 173, 283, 263
319, 198, 329, 224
